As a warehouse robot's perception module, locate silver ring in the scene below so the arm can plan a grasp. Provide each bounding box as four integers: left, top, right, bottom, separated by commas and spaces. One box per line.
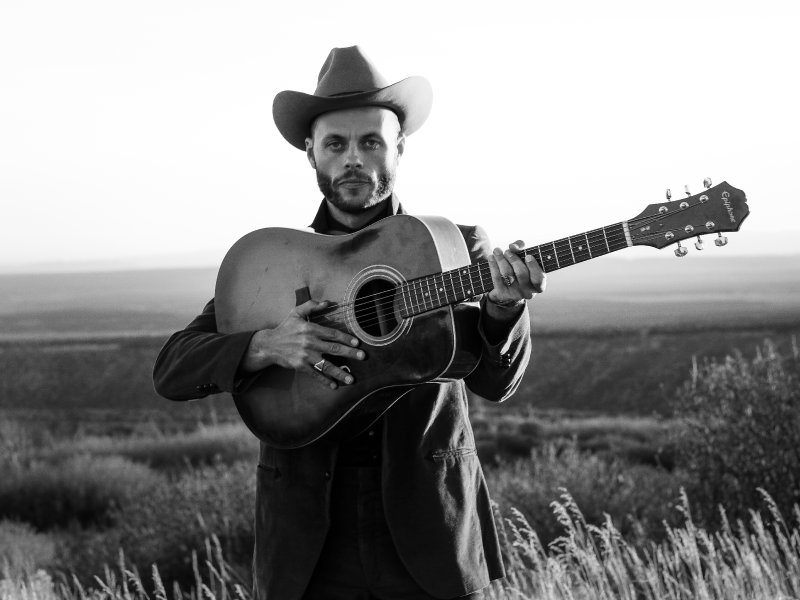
502, 275, 515, 287
314, 359, 326, 372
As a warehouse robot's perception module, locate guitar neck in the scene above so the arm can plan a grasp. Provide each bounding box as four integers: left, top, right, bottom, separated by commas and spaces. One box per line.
398, 221, 632, 318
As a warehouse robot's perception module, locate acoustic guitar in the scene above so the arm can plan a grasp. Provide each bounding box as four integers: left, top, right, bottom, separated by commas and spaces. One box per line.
216, 180, 749, 449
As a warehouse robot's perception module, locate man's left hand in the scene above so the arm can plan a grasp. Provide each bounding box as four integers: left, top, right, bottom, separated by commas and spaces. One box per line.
486, 240, 546, 311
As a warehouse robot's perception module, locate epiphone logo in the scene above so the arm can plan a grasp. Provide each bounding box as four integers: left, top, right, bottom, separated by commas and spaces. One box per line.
722, 191, 736, 223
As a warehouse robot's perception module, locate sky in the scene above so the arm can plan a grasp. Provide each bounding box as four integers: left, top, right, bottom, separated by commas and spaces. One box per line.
1, 0, 799, 272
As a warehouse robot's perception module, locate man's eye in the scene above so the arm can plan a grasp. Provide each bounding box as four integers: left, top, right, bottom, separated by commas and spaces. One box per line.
365, 140, 380, 148
328, 142, 342, 149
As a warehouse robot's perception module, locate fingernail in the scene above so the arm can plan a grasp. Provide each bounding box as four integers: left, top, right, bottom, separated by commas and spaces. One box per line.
346, 376, 354, 384
493, 248, 502, 256
357, 351, 365, 359
504, 249, 513, 257
487, 254, 495, 262
351, 338, 359, 346
330, 382, 337, 390
525, 255, 534, 262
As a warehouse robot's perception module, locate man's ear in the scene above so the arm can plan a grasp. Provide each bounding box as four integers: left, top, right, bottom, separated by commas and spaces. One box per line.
395, 133, 406, 164
305, 137, 316, 169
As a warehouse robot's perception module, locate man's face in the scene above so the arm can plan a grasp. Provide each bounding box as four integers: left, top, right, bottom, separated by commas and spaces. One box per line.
305, 107, 404, 214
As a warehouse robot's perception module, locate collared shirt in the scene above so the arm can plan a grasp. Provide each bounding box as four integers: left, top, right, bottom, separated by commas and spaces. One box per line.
308, 194, 404, 233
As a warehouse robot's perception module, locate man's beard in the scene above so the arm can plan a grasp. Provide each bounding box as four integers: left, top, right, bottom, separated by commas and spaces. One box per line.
316, 170, 395, 215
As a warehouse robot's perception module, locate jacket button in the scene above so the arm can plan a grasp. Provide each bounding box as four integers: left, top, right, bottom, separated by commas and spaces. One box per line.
325, 471, 331, 480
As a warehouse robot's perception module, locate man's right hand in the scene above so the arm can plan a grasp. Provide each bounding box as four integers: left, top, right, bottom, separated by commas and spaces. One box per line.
240, 300, 366, 389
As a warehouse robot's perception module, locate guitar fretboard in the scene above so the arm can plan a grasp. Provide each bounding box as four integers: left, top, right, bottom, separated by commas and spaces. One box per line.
398, 222, 630, 318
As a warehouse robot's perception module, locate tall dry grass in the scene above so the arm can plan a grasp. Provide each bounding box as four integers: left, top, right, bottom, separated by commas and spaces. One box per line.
489, 489, 800, 599
3, 491, 799, 600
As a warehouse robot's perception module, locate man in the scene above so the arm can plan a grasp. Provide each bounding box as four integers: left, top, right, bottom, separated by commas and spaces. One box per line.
153, 46, 545, 600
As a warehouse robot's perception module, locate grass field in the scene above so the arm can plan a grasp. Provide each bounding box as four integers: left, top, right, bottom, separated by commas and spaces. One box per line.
1, 255, 799, 597
2, 416, 799, 600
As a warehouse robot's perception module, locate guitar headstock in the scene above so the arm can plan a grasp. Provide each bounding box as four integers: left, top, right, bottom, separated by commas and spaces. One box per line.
627, 180, 749, 255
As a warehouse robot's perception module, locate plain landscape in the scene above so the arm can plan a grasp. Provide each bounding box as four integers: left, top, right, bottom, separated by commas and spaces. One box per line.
1, 254, 799, 599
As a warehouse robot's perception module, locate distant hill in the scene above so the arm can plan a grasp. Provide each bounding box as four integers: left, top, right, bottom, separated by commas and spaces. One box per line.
1, 255, 798, 338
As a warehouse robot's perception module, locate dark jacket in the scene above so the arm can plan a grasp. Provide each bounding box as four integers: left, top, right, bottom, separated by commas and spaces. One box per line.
153, 197, 532, 599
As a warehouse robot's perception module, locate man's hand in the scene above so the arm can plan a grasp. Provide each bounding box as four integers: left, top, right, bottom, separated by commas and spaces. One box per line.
486, 240, 546, 321
240, 300, 366, 390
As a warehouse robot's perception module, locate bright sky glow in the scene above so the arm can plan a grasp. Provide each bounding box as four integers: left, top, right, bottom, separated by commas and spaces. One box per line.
1, 0, 799, 271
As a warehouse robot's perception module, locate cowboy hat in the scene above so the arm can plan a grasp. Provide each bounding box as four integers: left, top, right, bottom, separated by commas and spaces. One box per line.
273, 46, 433, 150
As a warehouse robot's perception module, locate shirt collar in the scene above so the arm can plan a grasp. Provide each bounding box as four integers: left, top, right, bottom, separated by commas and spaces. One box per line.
308, 193, 406, 234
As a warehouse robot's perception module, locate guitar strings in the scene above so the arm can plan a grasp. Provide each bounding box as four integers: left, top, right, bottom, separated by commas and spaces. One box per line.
311, 228, 636, 327
308, 221, 695, 331
329, 201, 698, 322
307, 198, 713, 327
331, 206, 704, 321
310, 227, 636, 325
320, 225, 629, 312
312, 223, 683, 328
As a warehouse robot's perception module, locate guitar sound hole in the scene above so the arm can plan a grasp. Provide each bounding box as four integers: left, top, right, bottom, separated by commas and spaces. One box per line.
354, 278, 399, 338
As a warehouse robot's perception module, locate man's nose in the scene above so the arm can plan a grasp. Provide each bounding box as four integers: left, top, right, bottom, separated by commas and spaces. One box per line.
344, 143, 363, 169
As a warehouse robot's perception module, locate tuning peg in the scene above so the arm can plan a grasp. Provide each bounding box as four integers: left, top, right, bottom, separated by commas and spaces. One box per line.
714, 233, 728, 247
684, 184, 691, 197
674, 241, 689, 257
666, 189, 672, 200
695, 236, 704, 251
703, 177, 712, 189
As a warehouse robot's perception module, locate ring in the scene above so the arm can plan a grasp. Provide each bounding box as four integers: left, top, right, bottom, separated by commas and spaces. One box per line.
314, 359, 326, 372
501, 275, 515, 287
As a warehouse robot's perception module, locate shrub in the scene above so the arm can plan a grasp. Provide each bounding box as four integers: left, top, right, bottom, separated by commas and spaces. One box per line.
671, 339, 800, 526
49, 423, 259, 470
0, 455, 162, 530
0, 520, 57, 578
59, 460, 257, 590
474, 412, 674, 468
486, 442, 683, 548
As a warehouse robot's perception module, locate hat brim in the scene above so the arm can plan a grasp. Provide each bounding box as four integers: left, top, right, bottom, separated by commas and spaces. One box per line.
273, 76, 433, 150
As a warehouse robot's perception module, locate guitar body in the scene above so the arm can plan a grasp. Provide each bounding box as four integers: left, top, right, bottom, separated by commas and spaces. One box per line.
215, 215, 483, 449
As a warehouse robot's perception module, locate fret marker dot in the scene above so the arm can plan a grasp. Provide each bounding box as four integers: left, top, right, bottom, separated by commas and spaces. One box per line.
547, 255, 552, 260
439, 288, 444, 293
578, 245, 583, 250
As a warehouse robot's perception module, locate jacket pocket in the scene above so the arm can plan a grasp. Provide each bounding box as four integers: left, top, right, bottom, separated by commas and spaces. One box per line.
257, 463, 282, 479
426, 447, 478, 462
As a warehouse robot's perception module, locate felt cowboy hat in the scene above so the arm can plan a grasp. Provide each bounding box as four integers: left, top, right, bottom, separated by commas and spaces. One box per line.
273, 46, 433, 150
